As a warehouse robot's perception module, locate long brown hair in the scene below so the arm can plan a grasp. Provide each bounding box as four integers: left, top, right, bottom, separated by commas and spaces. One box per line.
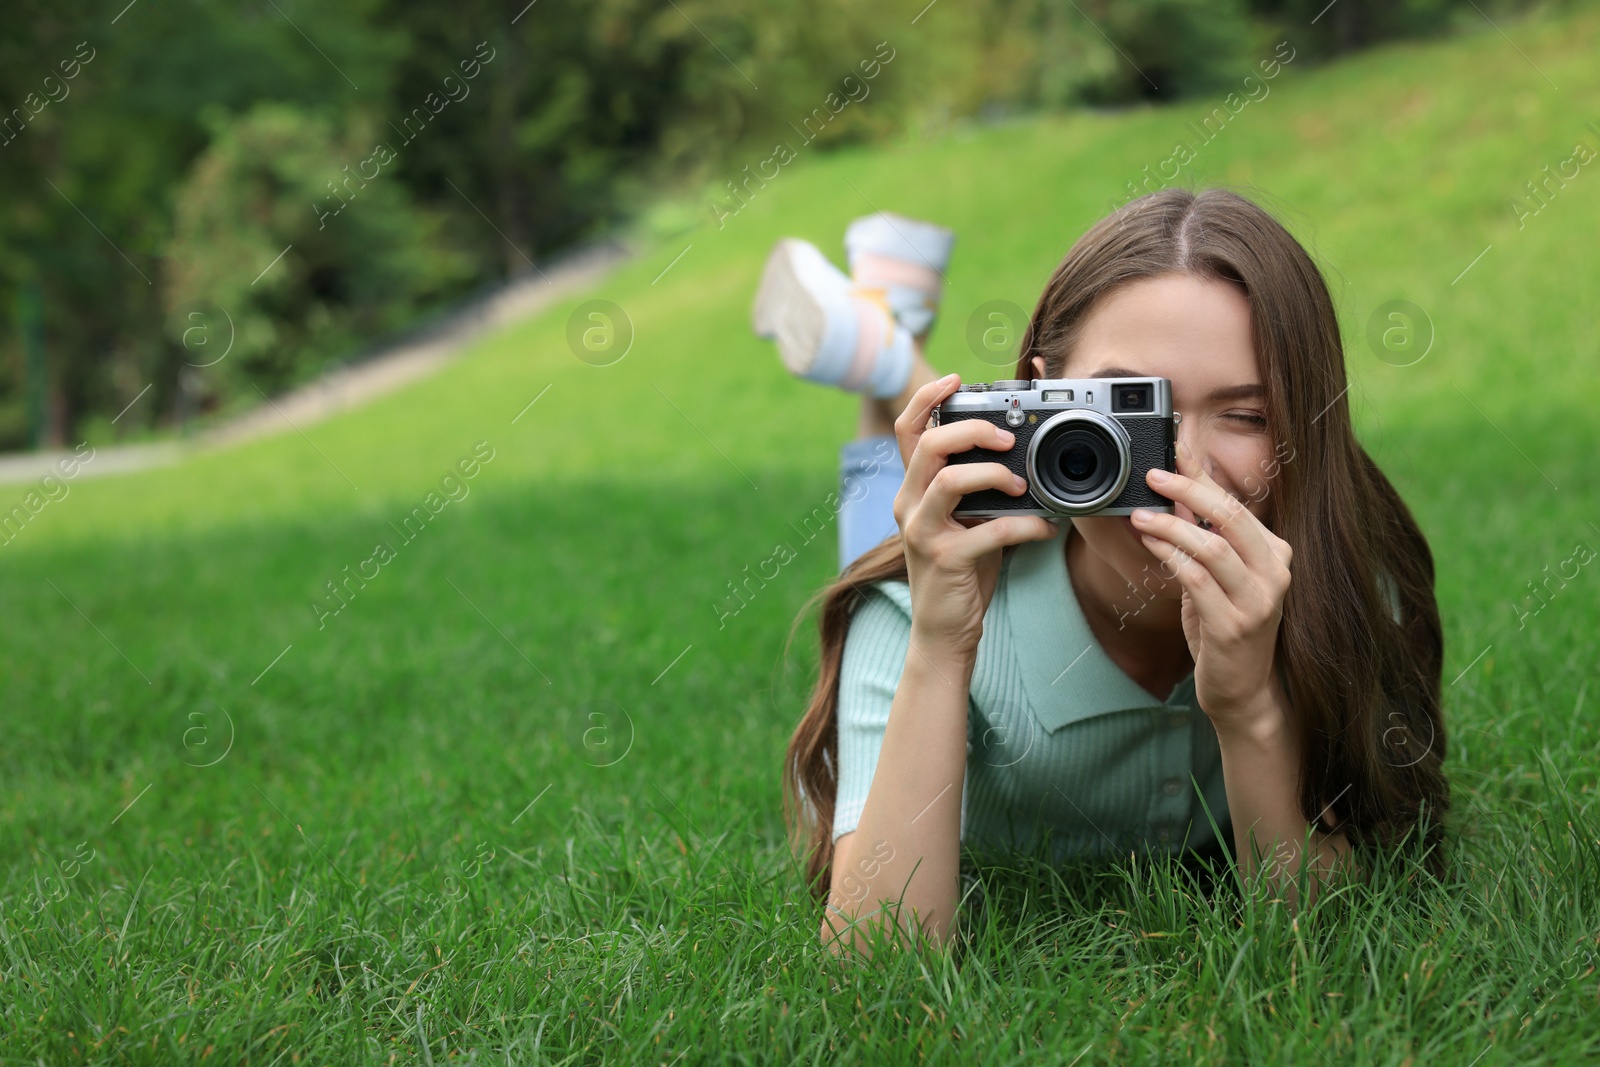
781, 186, 1449, 900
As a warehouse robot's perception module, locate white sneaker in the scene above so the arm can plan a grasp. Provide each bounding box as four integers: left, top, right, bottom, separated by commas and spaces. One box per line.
751, 238, 913, 399
844, 212, 956, 338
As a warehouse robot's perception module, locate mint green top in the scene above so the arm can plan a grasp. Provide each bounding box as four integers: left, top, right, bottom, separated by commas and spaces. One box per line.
832, 522, 1228, 863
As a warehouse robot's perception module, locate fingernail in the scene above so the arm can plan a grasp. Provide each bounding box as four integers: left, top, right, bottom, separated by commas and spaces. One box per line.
1131, 508, 1153, 522
1148, 468, 1171, 483
941, 373, 958, 383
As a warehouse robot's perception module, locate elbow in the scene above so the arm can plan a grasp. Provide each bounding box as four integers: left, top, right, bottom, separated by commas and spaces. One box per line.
819, 905, 862, 959
818, 900, 954, 959
819, 912, 838, 950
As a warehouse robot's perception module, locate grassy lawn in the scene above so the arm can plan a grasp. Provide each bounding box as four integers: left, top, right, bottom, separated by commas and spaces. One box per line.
4, 7, 1599, 1063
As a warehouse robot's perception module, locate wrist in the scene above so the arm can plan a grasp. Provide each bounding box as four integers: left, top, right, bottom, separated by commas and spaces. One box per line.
1210, 679, 1292, 749
1214, 708, 1289, 750
906, 627, 979, 673
915, 627, 972, 659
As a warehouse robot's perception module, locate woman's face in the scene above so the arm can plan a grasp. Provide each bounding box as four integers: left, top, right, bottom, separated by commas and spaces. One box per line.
1029, 272, 1276, 602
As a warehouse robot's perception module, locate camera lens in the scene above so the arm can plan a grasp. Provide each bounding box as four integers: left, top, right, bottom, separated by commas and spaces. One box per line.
1027, 410, 1131, 514
1041, 427, 1117, 497
1060, 441, 1097, 481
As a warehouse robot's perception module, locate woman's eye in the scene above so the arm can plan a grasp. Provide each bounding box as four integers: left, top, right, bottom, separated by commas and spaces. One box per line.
1227, 412, 1268, 427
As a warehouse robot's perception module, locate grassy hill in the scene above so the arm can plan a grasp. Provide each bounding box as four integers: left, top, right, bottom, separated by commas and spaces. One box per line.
3, 6, 1598, 1062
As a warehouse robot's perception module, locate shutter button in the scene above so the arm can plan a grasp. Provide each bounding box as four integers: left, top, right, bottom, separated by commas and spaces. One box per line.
1006, 397, 1025, 428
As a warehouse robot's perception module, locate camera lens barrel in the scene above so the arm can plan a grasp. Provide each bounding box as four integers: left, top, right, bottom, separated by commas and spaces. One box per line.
1025, 409, 1132, 515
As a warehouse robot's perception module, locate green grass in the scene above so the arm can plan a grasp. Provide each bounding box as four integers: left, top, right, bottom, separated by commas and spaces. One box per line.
5, 7, 1600, 1063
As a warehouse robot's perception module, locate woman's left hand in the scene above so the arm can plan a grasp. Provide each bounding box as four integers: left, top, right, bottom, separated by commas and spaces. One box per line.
1129, 439, 1294, 736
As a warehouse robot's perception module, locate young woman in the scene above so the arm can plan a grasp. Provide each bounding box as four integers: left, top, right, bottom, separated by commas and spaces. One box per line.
756, 189, 1448, 955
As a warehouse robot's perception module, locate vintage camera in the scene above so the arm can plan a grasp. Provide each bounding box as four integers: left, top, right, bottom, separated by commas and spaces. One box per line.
933, 377, 1180, 517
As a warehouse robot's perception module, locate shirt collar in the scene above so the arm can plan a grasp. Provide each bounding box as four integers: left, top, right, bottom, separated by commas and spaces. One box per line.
1004, 521, 1197, 733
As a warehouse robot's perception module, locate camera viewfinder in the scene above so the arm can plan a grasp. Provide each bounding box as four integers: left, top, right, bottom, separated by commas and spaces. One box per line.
1111, 382, 1153, 413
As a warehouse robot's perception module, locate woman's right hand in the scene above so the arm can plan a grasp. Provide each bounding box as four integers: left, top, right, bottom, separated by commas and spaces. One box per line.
892, 373, 1062, 656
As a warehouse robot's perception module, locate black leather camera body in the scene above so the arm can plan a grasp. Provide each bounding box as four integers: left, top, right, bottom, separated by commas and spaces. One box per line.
934, 377, 1179, 517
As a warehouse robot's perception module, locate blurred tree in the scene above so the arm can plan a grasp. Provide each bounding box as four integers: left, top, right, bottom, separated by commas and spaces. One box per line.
163, 104, 473, 412
1089, 0, 1263, 103
375, 0, 929, 273
0, 0, 398, 446
1245, 0, 1484, 61
371, 0, 698, 274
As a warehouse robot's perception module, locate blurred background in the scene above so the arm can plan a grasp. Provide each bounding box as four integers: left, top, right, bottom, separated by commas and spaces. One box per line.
0, 0, 1555, 451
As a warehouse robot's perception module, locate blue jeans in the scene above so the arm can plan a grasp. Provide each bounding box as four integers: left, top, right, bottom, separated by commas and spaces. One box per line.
838, 435, 905, 571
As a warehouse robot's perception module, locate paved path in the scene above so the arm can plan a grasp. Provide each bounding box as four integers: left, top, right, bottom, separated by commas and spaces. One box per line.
0, 240, 631, 486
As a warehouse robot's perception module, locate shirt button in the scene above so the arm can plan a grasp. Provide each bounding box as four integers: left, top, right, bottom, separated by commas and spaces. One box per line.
1156, 827, 1173, 844
1162, 777, 1181, 796
1170, 710, 1189, 728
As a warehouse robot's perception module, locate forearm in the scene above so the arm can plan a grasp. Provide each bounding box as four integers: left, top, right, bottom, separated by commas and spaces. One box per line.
1215, 682, 1353, 905
822, 634, 974, 956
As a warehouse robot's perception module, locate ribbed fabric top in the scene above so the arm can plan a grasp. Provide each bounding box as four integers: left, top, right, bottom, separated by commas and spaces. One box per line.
832, 521, 1228, 864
